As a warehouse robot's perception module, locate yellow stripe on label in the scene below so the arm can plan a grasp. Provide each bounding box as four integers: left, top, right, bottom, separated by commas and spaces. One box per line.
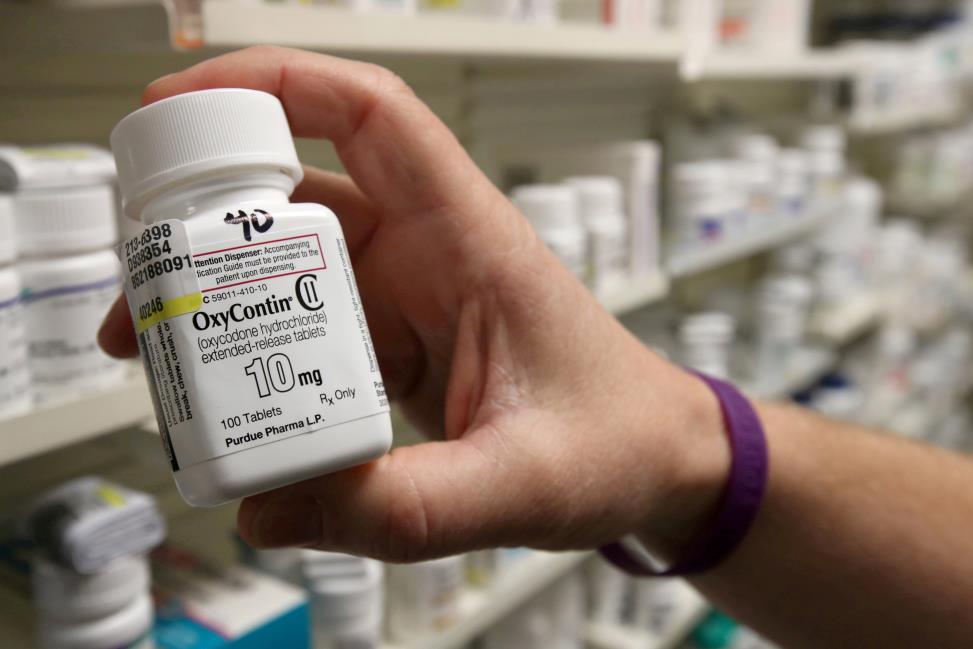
96, 484, 127, 508
135, 292, 204, 333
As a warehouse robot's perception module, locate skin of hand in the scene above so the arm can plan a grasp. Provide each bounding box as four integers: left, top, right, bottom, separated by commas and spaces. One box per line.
97, 45, 730, 563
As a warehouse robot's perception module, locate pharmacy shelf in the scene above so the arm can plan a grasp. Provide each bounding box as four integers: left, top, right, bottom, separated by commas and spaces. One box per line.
203, 1, 683, 62
886, 186, 973, 219
600, 271, 670, 316
667, 216, 829, 279
0, 373, 153, 468
847, 104, 965, 136
585, 596, 709, 649
384, 550, 592, 649
682, 48, 861, 81
744, 346, 838, 401
809, 289, 887, 345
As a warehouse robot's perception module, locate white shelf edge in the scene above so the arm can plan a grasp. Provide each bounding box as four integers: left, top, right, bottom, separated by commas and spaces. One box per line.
600, 271, 670, 316
809, 289, 887, 345
847, 104, 965, 136
667, 215, 829, 279
743, 346, 838, 401
0, 373, 153, 468
384, 550, 592, 649
683, 48, 860, 81
203, 1, 683, 61
585, 597, 710, 649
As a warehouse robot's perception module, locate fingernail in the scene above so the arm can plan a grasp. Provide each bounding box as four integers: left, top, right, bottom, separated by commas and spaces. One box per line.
250, 495, 322, 548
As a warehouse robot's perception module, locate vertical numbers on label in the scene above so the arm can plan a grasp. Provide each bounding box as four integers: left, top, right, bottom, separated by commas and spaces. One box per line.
244, 354, 296, 398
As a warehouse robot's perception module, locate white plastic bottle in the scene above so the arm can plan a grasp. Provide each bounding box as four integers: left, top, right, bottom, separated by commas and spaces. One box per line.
729, 133, 778, 228
670, 161, 733, 249
0, 194, 30, 417
775, 148, 809, 220
510, 184, 587, 282
754, 275, 813, 387
33, 555, 154, 649
15, 183, 125, 404
302, 552, 384, 649
385, 555, 464, 641
564, 176, 629, 294
110, 89, 392, 507
800, 124, 846, 219
679, 312, 736, 380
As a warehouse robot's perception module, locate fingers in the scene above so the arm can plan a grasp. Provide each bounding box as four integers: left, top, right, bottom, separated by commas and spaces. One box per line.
291, 166, 379, 256
238, 435, 521, 561
97, 294, 139, 359
142, 47, 493, 221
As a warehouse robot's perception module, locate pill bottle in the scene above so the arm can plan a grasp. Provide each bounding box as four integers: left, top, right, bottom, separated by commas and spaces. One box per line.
564, 176, 629, 294
774, 148, 809, 220
303, 552, 384, 649
15, 184, 125, 404
754, 275, 813, 386
385, 555, 464, 641
800, 125, 846, 218
670, 161, 733, 250
33, 555, 154, 649
511, 184, 587, 281
679, 312, 736, 380
0, 195, 31, 418
110, 89, 392, 507
729, 133, 778, 228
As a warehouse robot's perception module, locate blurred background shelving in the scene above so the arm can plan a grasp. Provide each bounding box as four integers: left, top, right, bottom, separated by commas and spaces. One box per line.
3, 1, 973, 649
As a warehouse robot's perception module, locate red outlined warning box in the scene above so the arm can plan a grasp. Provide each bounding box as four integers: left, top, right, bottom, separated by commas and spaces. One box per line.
193, 233, 327, 293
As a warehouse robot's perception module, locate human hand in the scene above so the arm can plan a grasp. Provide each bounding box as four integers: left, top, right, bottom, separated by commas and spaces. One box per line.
99, 46, 728, 563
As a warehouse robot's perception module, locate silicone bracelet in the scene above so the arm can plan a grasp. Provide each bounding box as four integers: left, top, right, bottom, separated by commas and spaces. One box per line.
600, 372, 768, 576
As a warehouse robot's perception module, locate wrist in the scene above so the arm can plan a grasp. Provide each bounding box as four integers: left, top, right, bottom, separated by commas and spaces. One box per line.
636, 368, 732, 562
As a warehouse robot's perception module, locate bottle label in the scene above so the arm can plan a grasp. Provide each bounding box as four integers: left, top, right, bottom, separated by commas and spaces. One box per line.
0, 294, 30, 412
22, 272, 123, 403
123, 216, 389, 471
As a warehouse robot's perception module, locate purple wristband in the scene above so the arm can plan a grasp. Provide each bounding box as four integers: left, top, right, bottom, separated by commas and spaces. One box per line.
600, 372, 768, 577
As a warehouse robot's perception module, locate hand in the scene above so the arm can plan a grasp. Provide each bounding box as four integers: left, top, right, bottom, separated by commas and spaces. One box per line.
99, 46, 728, 563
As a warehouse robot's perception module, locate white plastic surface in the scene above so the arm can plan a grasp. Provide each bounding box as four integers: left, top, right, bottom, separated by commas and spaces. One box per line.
110, 89, 303, 219
0, 194, 16, 263
20, 250, 126, 405
33, 556, 150, 622
14, 184, 118, 256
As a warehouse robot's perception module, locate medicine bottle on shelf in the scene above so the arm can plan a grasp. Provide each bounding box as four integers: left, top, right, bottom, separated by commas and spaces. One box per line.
110, 89, 392, 507
564, 176, 629, 296
510, 184, 588, 282
33, 555, 154, 649
0, 195, 30, 418
14, 181, 125, 404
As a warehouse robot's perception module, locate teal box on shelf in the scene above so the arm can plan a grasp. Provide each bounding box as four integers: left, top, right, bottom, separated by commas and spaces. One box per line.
151, 547, 310, 649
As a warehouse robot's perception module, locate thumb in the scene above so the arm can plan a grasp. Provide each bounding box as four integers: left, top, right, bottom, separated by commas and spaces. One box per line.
237, 436, 524, 562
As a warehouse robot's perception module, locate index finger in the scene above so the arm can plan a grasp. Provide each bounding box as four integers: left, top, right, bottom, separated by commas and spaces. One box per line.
143, 46, 492, 220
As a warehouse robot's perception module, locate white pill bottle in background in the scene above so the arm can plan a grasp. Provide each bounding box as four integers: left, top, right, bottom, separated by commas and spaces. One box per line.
15, 182, 125, 404
33, 555, 155, 649
510, 184, 588, 282
564, 176, 629, 296
0, 195, 30, 417
110, 89, 392, 507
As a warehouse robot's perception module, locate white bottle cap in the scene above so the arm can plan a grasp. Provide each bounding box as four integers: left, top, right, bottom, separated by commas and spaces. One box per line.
0, 194, 15, 264
110, 88, 304, 220
0, 144, 116, 191
33, 555, 150, 622
14, 184, 118, 255
563, 176, 624, 221
511, 184, 581, 231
